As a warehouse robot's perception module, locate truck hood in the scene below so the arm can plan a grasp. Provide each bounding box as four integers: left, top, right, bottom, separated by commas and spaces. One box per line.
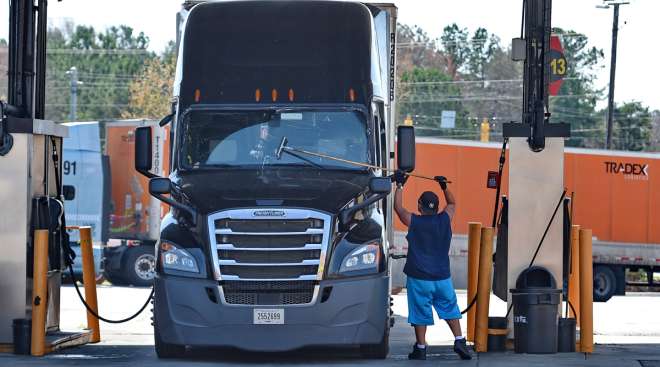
172, 168, 372, 215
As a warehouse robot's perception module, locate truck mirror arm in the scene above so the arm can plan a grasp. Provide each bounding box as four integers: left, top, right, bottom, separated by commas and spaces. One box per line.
150, 192, 197, 226
159, 113, 174, 127
338, 192, 388, 232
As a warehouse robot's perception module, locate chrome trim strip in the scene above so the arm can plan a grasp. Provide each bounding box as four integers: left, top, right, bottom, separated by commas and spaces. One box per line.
217, 244, 323, 251
215, 229, 324, 235
217, 285, 320, 307
218, 259, 320, 266
207, 208, 331, 281
219, 274, 318, 281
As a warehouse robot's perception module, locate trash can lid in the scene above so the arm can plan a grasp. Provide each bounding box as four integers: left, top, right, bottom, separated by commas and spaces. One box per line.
515, 266, 556, 289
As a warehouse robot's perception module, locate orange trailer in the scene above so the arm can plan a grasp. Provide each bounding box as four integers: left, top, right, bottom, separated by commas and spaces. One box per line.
393, 138, 659, 300
102, 120, 169, 286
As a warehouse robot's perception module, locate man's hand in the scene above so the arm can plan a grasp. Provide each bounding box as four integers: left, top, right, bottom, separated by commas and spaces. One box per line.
434, 175, 448, 191
392, 170, 409, 187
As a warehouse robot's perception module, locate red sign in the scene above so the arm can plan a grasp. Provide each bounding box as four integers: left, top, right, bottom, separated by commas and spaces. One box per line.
548, 35, 567, 96
487, 171, 499, 189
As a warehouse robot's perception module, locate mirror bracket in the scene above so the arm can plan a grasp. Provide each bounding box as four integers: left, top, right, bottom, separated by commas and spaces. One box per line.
339, 192, 387, 232
151, 192, 197, 226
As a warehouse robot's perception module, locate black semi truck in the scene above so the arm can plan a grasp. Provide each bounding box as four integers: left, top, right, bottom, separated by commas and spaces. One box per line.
134, 1, 412, 358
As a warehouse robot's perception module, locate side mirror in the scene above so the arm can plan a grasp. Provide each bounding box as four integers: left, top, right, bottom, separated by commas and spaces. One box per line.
63, 185, 76, 201
149, 177, 171, 195
397, 125, 415, 172
369, 177, 391, 195
135, 126, 154, 178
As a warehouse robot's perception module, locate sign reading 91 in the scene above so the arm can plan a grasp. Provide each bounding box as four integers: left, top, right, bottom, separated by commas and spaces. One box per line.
548, 35, 567, 96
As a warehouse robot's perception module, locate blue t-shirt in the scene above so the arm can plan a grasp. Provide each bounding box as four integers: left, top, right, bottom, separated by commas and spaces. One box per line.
404, 212, 452, 281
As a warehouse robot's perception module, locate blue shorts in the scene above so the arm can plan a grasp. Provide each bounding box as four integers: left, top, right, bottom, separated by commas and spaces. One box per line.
407, 276, 461, 326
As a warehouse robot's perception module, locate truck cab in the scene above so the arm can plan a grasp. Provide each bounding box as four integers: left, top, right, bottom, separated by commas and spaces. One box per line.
134, 1, 413, 358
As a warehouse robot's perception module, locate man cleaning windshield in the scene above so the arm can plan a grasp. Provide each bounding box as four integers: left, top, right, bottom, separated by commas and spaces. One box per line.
393, 171, 472, 361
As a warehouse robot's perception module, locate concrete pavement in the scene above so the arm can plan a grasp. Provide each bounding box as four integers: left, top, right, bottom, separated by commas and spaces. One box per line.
0, 286, 658, 366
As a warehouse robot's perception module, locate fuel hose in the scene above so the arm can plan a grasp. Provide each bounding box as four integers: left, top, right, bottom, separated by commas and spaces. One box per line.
50, 136, 155, 324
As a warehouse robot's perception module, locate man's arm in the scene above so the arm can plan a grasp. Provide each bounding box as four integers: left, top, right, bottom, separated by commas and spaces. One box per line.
434, 176, 456, 221
394, 185, 412, 227
442, 186, 456, 221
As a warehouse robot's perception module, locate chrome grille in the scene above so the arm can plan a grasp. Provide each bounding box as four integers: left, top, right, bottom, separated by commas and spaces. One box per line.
207, 209, 330, 305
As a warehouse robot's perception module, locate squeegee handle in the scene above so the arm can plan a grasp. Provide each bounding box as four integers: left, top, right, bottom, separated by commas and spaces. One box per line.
284, 146, 451, 183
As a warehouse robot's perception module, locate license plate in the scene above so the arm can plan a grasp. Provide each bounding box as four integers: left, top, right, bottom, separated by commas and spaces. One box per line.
253, 309, 284, 325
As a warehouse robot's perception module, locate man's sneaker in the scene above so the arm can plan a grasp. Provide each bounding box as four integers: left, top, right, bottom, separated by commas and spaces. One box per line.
453, 338, 472, 360
408, 344, 427, 360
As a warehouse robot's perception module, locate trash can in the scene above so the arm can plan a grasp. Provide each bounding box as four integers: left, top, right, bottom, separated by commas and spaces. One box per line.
510, 266, 561, 354
12, 318, 31, 355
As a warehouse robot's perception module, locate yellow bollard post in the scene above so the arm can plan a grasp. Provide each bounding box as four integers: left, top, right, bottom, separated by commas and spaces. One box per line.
466, 222, 482, 342
475, 227, 494, 353
568, 225, 581, 322
579, 229, 593, 354
79, 226, 101, 343
31, 230, 49, 356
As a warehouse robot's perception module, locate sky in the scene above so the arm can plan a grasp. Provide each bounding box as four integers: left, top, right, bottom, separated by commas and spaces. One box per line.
1, 0, 658, 110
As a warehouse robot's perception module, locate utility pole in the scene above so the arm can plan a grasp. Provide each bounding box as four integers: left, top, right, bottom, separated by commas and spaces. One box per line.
600, 1, 630, 150
66, 66, 79, 121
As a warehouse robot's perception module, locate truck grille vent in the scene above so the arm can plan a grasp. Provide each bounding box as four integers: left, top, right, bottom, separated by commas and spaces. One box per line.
215, 219, 321, 233
222, 280, 316, 305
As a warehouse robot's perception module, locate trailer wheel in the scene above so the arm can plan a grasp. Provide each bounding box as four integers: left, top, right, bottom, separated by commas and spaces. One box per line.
359, 322, 390, 359
123, 245, 156, 287
594, 265, 616, 302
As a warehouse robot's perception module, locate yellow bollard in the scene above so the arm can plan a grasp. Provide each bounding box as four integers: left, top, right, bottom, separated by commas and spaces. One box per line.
568, 225, 581, 322
579, 229, 593, 353
79, 226, 101, 343
466, 222, 482, 342
31, 230, 49, 356
475, 227, 494, 353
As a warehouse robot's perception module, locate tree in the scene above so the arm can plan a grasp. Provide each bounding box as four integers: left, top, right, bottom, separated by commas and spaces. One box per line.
652, 110, 660, 151
549, 29, 605, 148
611, 101, 653, 151
123, 46, 176, 119
0, 42, 7, 100
440, 24, 469, 80
399, 67, 469, 137
45, 22, 156, 122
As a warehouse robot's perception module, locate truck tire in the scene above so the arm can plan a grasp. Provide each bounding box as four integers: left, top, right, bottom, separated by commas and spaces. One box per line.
359, 323, 390, 359
154, 323, 185, 359
123, 245, 156, 287
593, 265, 616, 302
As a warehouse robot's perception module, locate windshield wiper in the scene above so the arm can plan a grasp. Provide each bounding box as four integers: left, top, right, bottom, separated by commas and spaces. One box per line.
276, 149, 326, 170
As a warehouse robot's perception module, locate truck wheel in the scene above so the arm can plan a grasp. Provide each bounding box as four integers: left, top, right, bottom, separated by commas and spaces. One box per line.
594, 265, 616, 302
123, 245, 156, 287
154, 323, 185, 359
359, 323, 390, 359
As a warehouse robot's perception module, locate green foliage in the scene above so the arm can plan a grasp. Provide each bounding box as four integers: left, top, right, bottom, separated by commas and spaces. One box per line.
399, 67, 469, 136
549, 28, 605, 148
612, 101, 653, 151
45, 22, 155, 122
123, 49, 176, 119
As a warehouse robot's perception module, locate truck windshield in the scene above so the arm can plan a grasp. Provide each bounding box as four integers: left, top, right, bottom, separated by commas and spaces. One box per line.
179, 109, 369, 170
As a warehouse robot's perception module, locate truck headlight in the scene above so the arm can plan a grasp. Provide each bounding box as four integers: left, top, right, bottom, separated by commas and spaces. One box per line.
328, 241, 383, 278
340, 244, 380, 272
160, 241, 199, 273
